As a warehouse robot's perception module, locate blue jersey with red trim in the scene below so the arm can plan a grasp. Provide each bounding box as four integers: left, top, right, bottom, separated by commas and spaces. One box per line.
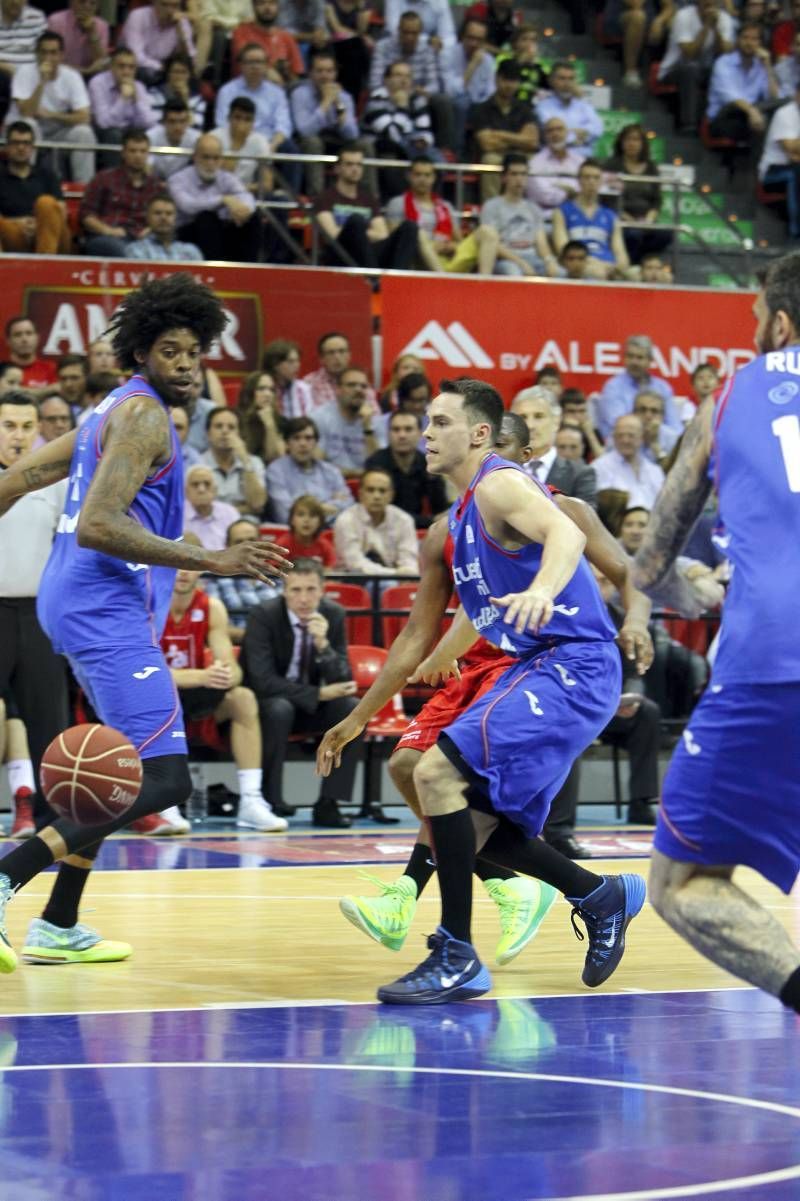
448, 453, 616, 657
711, 351, 800, 683
37, 374, 184, 654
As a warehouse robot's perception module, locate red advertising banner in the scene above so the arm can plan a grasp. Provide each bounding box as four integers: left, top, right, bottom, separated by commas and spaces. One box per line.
380, 273, 756, 400
0, 258, 374, 383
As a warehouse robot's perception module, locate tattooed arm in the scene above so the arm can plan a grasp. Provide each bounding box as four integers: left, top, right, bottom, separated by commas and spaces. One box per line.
633, 396, 715, 592
78, 397, 290, 581
0, 430, 77, 517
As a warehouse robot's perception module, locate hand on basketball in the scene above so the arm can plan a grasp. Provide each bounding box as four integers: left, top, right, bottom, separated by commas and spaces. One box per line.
617, 621, 654, 675
407, 654, 461, 688
208, 540, 292, 582
316, 713, 366, 775
204, 660, 233, 689
490, 587, 553, 635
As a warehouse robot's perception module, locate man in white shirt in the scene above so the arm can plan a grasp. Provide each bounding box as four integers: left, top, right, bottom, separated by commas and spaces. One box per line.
657, 0, 735, 132
439, 16, 495, 156
592, 413, 665, 509
759, 81, 800, 237
199, 407, 268, 516
535, 60, 603, 152
333, 469, 419, 576
10, 29, 94, 181
148, 97, 200, 180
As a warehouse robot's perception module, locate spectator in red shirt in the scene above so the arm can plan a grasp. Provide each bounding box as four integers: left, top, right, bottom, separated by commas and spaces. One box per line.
4, 317, 57, 388
275, 494, 337, 568
464, 0, 520, 54
231, 0, 304, 83
79, 129, 166, 257
773, 0, 800, 57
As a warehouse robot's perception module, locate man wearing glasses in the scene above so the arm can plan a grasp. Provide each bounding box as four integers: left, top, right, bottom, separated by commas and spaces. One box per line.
0, 120, 70, 254
37, 394, 74, 444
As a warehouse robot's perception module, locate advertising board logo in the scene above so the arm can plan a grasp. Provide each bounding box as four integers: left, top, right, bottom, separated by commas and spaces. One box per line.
400, 320, 495, 369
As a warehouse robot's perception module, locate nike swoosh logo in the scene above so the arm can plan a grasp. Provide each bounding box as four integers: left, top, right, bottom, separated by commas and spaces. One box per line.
132, 667, 160, 680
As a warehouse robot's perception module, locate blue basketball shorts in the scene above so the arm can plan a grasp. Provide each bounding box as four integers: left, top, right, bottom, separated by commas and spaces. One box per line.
438, 640, 622, 838
655, 681, 800, 893
67, 640, 187, 761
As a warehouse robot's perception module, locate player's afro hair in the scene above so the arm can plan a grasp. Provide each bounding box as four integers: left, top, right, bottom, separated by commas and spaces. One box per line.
108, 273, 228, 371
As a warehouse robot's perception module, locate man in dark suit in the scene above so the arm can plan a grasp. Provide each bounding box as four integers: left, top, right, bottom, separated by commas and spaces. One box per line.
242, 557, 364, 828
511, 385, 597, 507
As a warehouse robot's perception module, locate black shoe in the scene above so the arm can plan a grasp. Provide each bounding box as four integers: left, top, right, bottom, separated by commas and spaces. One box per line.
313, 800, 352, 829
359, 805, 400, 825
546, 835, 592, 860
628, 800, 657, 826
271, 800, 296, 818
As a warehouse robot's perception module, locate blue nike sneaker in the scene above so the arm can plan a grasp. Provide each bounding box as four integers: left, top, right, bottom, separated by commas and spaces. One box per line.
567, 873, 646, 988
377, 927, 492, 1005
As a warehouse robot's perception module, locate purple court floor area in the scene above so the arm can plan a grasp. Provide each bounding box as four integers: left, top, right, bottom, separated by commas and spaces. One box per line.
1, 989, 800, 1200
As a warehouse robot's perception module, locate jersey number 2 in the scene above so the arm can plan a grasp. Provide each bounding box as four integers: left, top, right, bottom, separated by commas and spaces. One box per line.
772, 415, 800, 492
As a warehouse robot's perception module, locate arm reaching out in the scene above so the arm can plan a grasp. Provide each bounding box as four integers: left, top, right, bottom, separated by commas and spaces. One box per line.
0, 429, 77, 516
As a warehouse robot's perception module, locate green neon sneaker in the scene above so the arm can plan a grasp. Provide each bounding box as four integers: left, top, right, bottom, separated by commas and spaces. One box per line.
21, 918, 132, 965
339, 873, 418, 951
0, 874, 17, 974
484, 876, 559, 966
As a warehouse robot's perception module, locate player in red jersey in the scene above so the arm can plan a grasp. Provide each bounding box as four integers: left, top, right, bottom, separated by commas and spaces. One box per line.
318, 412, 654, 964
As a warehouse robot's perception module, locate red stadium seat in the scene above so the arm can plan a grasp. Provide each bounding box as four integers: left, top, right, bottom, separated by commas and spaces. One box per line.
347, 645, 409, 807
380, 584, 455, 648
648, 61, 677, 97
324, 581, 373, 643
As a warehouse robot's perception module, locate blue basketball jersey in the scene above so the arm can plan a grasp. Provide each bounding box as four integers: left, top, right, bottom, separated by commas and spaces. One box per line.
38, 375, 184, 654
711, 351, 800, 683
448, 453, 617, 657
559, 200, 616, 262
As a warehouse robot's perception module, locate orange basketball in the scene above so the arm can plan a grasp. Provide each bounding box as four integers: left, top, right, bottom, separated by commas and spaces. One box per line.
40, 724, 142, 826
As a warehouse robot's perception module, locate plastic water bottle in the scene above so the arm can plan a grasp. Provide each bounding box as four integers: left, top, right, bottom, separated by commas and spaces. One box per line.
187, 762, 208, 825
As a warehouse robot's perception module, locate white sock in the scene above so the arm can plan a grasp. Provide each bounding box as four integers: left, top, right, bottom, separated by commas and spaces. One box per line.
237, 768, 262, 801
7, 759, 35, 796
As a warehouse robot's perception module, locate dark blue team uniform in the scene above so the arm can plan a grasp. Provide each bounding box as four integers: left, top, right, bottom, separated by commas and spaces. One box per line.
656, 353, 800, 891
37, 376, 187, 760
440, 453, 621, 837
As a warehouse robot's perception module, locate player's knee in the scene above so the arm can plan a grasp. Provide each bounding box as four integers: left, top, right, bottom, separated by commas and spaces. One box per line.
412, 749, 450, 802
140, 753, 192, 812
389, 748, 418, 792
229, 686, 258, 720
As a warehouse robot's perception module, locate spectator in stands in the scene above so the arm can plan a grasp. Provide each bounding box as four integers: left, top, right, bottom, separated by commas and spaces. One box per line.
237, 370, 285, 463
314, 365, 385, 473
365, 409, 447, 528
195, 0, 252, 81
592, 413, 665, 508
535, 364, 562, 399
278, 0, 328, 58
47, 0, 108, 80
215, 42, 300, 189
554, 422, 589, 462
324, 0, 372, 100
79, 129, 165, 257
86, 337, 117, 376
120, 0, 196, 87
313, 143, 419, 270
10, 30, 94, 184
633, 388, 680, 469
0, 120, 69, 255
89, 47, 156, 155
262, 340, 313, 419
243, 557, 363, 828
75, 369, 117, 425
291, 48, 371, 195
200, 406, 268, 516
125, 192, 203, 261
333, 468, 419, 574
4, 316, 56, 387
776, 29, 800, 97
368, 10, 453, 148
362, 60, 438, 197
510, 384, 597, 504
394, 370, 432, 442
148, 52, 207, 130
469, 59, 538, 200
760, 79, 800, 235
481, 151, 559, 276
656, 0, 735, 132
161, 554, 287, 832
203, 517, 282, 646
169, 133, 260, 262
536, 59, 603, 152
496, 25, 547, 104
440, 16, 495, 157
148, 97, 200, 180
0, 0, 47, 122
604, 122, 672, 264
211, 95, 270, 188
595, 333, 681, 438
38, 392, 73, 442
639, 252, 674, 284
169, 403, 201, 469
0, 363, 23, 394
551, 158, 630, 280
527, 115, 584, 216
558, 237, 590, 278
55, 352, 86, 414
274, 494, 337, 566
265, 414, 353, 522
691, 361, 719, 406
379, 352, 425, 412
560, 385, 604, 459
773, 0, 800, 57
231, 0, 304, 83
184, 463, 242, 549
303, 329, 378, 411
464, 0, 519, 55
385, 154, 499, 274
707, 21, 777, 143
385, 0, 455, 51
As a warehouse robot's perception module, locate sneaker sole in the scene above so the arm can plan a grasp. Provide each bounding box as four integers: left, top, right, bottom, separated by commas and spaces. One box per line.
0, 941, 17, 974
378, 965, 492, 1005
339, 897, 406, 951
583, 873, 647, 989
235, 821, 288, 833
21, 942, 133, 965
496, 883, 560, 966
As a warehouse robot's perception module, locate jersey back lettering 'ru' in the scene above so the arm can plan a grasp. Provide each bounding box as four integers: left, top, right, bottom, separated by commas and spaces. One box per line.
711, 350, 800, 683
448, 453, 616, 657
37, 375, 184, 654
